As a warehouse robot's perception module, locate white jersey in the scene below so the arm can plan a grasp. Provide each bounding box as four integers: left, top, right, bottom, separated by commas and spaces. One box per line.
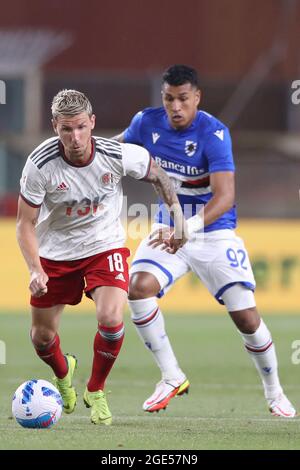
20, 136, 151, 260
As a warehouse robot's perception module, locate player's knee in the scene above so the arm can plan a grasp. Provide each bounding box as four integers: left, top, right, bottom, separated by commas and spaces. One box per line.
30, 326, 56, 349
128, 273, 159, 300
231, 307, 261, 334
243, 309, 261, 334
96, 308, 123, 327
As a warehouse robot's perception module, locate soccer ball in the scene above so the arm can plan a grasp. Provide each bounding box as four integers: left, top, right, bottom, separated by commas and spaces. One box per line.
12, 379, 63, 429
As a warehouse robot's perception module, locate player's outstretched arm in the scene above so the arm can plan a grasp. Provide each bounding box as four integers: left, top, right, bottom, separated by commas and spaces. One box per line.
16, 197, 49, 297
143, 159, 188, 253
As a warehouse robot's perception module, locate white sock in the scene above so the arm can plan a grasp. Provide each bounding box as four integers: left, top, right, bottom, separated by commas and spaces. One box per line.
239, 319, 282, 400
128, 297, 185, 381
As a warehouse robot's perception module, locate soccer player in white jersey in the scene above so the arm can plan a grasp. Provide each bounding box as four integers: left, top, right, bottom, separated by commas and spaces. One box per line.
16, 89, 187, 425
113, 65, 296, 418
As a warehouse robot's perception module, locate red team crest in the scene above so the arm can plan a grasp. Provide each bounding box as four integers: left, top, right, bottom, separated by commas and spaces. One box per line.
102, 173, 112, 185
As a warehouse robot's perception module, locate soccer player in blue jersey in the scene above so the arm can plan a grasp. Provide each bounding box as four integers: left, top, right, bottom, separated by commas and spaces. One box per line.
113, 65, 296, 417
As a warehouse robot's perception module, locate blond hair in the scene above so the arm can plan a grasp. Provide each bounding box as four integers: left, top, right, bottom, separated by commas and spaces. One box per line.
51, 89, 92, 119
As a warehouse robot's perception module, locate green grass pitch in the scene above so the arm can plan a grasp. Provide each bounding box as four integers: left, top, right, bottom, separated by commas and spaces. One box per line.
0, 313, 300, 450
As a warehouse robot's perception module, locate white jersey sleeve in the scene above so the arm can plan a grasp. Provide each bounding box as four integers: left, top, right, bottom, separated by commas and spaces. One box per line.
20, 158, 46, 207
120, 143, 151, 179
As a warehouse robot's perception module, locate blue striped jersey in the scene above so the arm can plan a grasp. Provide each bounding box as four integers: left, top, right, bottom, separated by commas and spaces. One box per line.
124, 107, 236, 232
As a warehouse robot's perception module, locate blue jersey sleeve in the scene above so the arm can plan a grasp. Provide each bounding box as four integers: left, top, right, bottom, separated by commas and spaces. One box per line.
204, 127, 235, 173
123, 111, 143, 145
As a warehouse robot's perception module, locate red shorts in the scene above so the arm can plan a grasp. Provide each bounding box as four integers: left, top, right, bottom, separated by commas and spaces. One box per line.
30, 248, 130, 308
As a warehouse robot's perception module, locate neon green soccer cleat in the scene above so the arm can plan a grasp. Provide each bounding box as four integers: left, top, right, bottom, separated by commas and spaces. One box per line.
53, 353, 77, 414
83, 388, 112, 425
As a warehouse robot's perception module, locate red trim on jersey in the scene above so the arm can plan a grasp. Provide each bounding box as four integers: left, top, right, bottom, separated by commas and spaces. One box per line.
59, 138, 95, 168
142, 154, 153, 180
20, 193, 42, 208
182, 176, 210, 187
86, 138, 95, 164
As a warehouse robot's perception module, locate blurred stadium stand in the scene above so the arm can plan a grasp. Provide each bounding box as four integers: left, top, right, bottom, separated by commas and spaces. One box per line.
0, 0, 299, 217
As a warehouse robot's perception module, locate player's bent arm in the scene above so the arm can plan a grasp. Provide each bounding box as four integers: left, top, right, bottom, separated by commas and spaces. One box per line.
143, 160, 187, 249
186, 171, 235, 234
111, 131, 125, 143
16, 197, 48, 296
203, 171, 235, 227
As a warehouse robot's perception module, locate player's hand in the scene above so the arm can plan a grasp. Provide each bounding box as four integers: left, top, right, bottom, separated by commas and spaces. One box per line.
148, 227, 172, 250
148, 226, 188, 254
29, 270, 49, 297
166, 228, 189, 254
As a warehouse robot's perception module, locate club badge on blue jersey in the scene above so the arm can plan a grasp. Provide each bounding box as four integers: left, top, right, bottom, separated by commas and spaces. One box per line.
185, 140, 197, 157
